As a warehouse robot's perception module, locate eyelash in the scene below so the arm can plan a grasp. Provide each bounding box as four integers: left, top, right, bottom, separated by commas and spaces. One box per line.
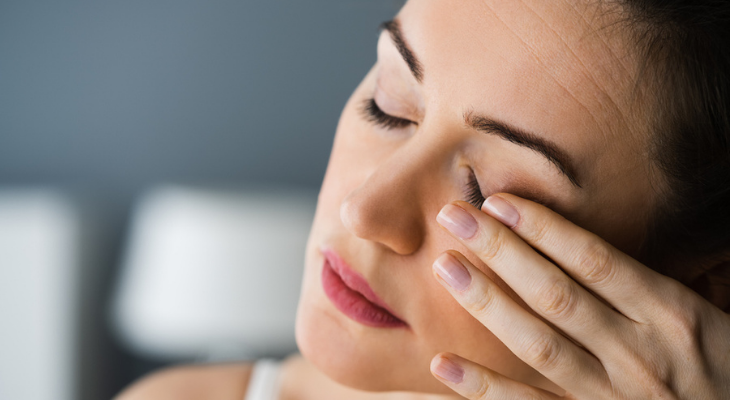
464, 169, 486, 209
360, 96, 487, 209
360, 98, 414, 130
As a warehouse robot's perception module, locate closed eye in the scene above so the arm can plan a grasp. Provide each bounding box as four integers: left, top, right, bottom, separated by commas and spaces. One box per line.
361, 98, 415, 130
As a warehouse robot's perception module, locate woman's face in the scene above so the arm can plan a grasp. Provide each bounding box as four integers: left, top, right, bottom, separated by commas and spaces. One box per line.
296, 0, 657, 394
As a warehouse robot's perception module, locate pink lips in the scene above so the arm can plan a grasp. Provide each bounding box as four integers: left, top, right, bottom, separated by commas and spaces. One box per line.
320, 247, 407, 328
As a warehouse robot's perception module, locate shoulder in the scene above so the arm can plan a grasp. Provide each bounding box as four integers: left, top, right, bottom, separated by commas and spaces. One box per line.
113, 362, 254, 400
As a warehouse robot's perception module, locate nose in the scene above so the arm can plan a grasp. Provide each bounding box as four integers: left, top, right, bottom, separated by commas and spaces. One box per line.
340, 144, 434, 255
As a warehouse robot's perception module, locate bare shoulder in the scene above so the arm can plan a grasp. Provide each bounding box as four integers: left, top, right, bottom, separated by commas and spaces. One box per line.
113, 362, 254, 400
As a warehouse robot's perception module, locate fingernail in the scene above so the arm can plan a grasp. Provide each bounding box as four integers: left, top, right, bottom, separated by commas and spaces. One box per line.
483, 195, 520, 227
431, 355, 464, 384
433, 254, 471, 291
437, 204, 478, 239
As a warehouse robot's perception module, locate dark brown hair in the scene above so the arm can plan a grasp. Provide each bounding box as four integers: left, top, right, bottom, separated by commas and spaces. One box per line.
620, 0, 730, 306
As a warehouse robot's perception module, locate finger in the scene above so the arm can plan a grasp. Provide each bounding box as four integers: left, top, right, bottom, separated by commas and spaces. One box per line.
437, 202, 631, 355
430, 353, 564, 400
481, 193, 674, 320
433, 251, 610, 396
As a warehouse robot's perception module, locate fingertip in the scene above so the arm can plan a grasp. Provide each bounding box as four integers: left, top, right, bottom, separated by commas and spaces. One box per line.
483, 195, 520, 228
432, 253, 472, 292
430, 353, 465, 384
429, 353, 444, 373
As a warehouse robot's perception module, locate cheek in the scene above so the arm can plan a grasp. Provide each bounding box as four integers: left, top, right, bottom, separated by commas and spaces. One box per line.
419, 257, 556, 385
413, 259, 546, 385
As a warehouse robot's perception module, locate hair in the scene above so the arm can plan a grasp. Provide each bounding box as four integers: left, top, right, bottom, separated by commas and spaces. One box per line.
618, 0, 730, 306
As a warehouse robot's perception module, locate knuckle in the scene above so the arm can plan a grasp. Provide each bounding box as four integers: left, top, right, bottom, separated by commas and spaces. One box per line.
635, 364, 676, 400
659, 293, 702, 353
525, 213, 552, 244
615, 338, 680, 399
466, 281, 498, 318
523, 331, 562, 371
536, 278, 578, 321
471, 375, 492, 399
477, 225, 509, 261
574, 239, 615, 287
670, 307, 700, 340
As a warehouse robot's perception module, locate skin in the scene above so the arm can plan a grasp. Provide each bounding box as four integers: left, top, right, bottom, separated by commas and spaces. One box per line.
297, 0, 659, 395
296, 0, 730, 398
429, 196, 730, 399
115, 0, 730, 398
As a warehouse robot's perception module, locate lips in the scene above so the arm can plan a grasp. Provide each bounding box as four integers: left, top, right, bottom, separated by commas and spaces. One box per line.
320, 247, 407, 328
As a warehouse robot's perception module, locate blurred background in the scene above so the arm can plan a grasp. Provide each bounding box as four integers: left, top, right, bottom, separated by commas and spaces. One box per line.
0, 1, 402, 399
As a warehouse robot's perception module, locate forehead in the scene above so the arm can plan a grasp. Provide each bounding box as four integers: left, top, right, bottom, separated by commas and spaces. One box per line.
396, 0, 649, 187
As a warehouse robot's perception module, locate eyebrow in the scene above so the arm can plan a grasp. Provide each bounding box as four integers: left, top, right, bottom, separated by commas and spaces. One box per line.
380, 19, 581, 189
380, 19, 423, 83
465, 112, 582, 188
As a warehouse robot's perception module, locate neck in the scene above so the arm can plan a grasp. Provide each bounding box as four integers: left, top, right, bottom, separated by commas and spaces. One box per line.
277, 354, 464, 400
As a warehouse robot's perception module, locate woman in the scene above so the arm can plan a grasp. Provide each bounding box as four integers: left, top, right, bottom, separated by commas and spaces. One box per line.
117, 0, 730, 399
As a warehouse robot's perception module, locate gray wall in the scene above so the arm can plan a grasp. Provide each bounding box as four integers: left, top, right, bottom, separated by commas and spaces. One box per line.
0, 1, 402, 398
0, 0, 401, 192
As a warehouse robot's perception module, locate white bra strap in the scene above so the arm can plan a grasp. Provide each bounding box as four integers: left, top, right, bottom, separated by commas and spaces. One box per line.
243, 360, 282, 400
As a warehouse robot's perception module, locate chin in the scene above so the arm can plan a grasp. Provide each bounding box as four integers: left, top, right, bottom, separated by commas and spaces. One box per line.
294, 288, 456, 394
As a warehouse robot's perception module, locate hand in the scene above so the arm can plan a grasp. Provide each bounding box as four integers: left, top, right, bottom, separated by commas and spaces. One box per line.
429, 194, 730, 399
